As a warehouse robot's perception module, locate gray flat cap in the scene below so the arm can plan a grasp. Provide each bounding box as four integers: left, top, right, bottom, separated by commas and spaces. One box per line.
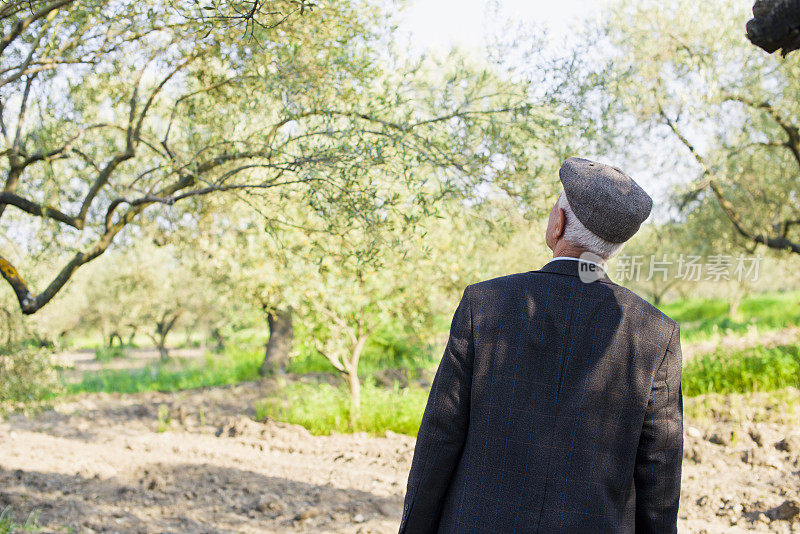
559, 157, 652, 244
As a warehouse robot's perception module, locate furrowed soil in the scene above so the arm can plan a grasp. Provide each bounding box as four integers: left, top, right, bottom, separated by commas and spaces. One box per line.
0, 382, 798, 533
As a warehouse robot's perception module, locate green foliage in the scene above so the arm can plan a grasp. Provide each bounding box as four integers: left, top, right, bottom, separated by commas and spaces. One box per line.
1, 0, 553, 318
289, 321, 438, 376
682, 345, 800, 396
0, 348, 61, 407
95, 346, 127, 363
66, 349, 262, 395
660, 291, 800, 342
0, 506, 40, 533
591, 0, 800, 257
255, 380, 429, 436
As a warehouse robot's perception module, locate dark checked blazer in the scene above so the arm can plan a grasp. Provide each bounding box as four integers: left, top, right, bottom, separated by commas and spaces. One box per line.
399, 259, 683, 534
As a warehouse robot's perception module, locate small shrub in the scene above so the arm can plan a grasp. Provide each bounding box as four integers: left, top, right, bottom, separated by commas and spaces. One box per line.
0, 348, 61, 408
289, 321, 437, 376
156, 404, 170, 433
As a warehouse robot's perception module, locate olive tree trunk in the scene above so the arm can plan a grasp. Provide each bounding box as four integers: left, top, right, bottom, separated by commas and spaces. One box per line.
315, 313, 370, 424
148, 313, 179, 361
259, 308, 294, 376
344, 335, 368, 422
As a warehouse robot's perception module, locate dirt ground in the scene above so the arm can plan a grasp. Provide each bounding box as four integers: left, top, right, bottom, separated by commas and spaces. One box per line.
1, 382, 799, 533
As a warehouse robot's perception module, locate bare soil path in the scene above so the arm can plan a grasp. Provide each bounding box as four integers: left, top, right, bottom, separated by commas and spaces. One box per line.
0, 383, 798, 533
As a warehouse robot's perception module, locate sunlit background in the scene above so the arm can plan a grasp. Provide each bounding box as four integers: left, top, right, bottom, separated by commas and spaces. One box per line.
1, 0, 799, 531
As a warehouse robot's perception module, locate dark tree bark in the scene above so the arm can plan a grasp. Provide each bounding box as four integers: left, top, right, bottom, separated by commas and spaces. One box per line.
210, 327, 225, 352
259, 308, 293, 376
747, 0, 800, 56
148, 312, 179, 361
108, 331, 123, 348
125, 325, 137, 347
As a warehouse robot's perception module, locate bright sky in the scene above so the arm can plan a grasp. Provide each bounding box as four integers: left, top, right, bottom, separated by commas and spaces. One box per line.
395, 0, 676, 208
396, 0, 603, 55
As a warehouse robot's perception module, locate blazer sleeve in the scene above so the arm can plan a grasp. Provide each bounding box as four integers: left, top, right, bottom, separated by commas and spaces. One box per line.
399, 286, 475, 534
634, 320, 683, 534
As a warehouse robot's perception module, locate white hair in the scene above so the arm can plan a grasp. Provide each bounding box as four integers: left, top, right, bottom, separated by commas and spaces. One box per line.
557, 192, 625, 261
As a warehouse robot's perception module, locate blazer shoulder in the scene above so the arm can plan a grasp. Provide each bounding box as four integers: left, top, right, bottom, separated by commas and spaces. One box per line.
614, 284, 679, 331
467, 271, 533, 296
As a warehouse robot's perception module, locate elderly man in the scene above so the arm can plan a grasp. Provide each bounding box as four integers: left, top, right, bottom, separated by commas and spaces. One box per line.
399, 158, 683, 533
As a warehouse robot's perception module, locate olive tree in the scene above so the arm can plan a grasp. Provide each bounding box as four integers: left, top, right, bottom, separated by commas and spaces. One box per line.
63, 241, 229, 358
0, 0, 543, 316
295, 215, 443, 420
586, 0, 800, 257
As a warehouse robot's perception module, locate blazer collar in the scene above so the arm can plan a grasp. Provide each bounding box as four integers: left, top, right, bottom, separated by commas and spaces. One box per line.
537, 258, 614, 284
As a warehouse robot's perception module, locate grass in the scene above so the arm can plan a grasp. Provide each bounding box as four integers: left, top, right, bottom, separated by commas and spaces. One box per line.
255, 380, 429, 436
94, 345, 126, 363
62, 321, 438, 396
660, 290, 800, 342
0, 507, 40, 533
64, 348, 262, 395
254, 337, 800, 436
682, 344, 800, 397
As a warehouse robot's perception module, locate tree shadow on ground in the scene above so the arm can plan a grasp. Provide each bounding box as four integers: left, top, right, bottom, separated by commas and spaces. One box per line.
3, 381, 270, 443
0, 461, 402, 533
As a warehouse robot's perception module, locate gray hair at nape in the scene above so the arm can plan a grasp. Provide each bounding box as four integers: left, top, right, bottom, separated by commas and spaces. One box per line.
557, 192, 626, 261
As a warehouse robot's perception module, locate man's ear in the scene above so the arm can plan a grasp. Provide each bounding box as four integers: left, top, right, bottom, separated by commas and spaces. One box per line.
554, 208, 566, 239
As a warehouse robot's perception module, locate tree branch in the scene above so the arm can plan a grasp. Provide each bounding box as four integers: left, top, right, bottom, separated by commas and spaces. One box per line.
723, 93, 800, 166
315, 341, 346, 373
0, 254, 35, 312
0, 192, 81, 228
12, 74, 35, 153
76, 151, 135, 224
0, 0, 74, 60
661, 107, 800, 255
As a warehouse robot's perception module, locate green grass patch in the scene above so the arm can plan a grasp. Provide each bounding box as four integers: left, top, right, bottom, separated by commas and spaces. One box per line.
255, 380, 429, 436
64, 348, 262, 395
94, 345, 127, 363
682, 344, 800, 397
0, 506, 41, 533
660, 291, 800, 342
